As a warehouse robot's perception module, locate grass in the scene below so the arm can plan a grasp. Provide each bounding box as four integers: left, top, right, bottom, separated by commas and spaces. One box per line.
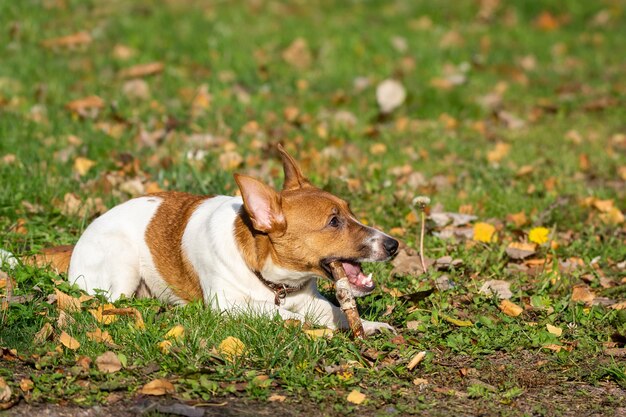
1, 0, 625, 415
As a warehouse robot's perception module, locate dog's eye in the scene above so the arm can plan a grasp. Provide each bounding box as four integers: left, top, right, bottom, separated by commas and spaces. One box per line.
328, 216, 340, 228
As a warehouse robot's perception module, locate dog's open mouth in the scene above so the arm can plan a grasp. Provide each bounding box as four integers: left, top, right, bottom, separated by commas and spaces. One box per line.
323, 260, 375, 296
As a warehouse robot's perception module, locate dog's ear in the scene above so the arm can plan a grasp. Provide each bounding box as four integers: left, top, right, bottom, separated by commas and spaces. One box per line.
234, 174, 286, 234
277, 144, 312, 191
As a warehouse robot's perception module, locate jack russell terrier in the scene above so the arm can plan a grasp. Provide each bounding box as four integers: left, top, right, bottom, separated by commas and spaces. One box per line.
68, 145, 399, 335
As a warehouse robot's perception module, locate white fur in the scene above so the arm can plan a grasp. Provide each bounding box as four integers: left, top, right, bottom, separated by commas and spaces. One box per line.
69, 195, 393, 335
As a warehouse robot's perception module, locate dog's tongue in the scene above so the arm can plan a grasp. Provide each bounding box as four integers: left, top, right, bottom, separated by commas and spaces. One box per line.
341, 261, 374, 289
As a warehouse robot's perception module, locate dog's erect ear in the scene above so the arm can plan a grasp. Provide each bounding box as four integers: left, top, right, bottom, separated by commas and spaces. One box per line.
277, 144, 312, 191
234, 174, 286, 234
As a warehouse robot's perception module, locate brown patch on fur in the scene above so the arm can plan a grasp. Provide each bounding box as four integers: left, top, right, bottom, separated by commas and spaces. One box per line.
234, 209, 272, 273
145, 192, 209, 302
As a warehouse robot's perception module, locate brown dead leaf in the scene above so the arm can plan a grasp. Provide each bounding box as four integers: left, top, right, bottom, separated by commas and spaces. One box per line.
0, 377, 11, 402
42, 31, 92, 48
96, 351, 122, 373
57, 310, 76, 329
506, 211, 528, 227
19, 378, 34, 392
499, 300, 523, 317
102, 307, 145, 329
76, 356, 92, 371
571, 285, 595, 304
546, 324, 563, 336
534, 11, 560, 31
25, 245, 73, 274
139, 378, 175, 396
65, 95, 105, 117
479, 280, 513, 299
59, 331, 80, 350
268, 394, 287, 402
73, 156, 96, 176
390, 247, 433, 277
282, 38, 312, 70
506, 242, 537, 260
118, 62, 164, 79
542, 344, 564, 352
122, 79, 150, 100
610, 301, 626, 310
33, 322, 53, 344
112, 44, 135, 60
87, 328, 118, 347
219, 151, 243, 171
55, 289, 81, 312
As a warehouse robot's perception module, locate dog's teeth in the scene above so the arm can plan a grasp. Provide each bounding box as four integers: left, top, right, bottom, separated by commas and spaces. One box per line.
367, 273, 372, 281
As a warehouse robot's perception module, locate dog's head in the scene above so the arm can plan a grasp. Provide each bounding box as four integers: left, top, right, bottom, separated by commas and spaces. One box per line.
234, 145, 398, 297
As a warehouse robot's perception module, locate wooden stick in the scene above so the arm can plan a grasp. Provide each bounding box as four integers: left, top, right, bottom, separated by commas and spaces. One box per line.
329, 261, 365, 339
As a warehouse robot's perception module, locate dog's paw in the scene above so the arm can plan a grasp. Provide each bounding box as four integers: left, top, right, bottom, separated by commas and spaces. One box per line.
361, 320, 396, 336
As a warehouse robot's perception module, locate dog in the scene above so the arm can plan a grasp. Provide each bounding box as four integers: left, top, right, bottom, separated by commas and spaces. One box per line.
68, 145, 399, 335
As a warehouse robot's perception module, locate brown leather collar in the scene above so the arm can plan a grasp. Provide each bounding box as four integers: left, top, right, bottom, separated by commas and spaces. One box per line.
253, 270, 307, 306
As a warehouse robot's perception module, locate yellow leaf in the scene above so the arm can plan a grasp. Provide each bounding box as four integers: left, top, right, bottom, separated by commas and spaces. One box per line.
407, 351, 427, 370
0, 377, 12, 402
59, 331, 80, 350
55, 289, 81, 312
73, 157, 96, 176
506, 211, 528, 227
218, 336, 246, 361
599, 207, 624, 225
442, 315, 473, 327
165, 325, 185, 341
413, 377, 429, 386
139, 378, 175, 396
473, 222, 496, 243
346, 389, 366, 405
86, 328, 117, 346
303, 328, 334, 339
158, 340, 172, 354
268, 394, 287, 402
499, 300, 523, 317
89, 304, 118, 325
487, 142, 510, 163
546, 324, 562, 337
528, 227, 550, 244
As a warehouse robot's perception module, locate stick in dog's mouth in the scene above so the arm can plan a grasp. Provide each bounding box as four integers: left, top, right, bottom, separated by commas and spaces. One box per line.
328, 260, 365, 339
321, 260, 375, 296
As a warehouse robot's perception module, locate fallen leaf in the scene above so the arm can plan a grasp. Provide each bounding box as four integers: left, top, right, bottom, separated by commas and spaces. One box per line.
112, 44, 135, 60
571, 285, 595, 304
303, 328, 334, 339
86, 328, 118, 347
33, 322, 53, 344
76, 356, 92, 371
268, 394, 287, 402
479, 280, 513, 299
219, 151, 243, 171
610, 301, 626, 310
542, 344, 564, 352
599, 208, 624, 225
25, 245, 73, 273
55, 289, 81, 312
499, 300, 523, 317
122, 79, 150, 100
282, 38, 312, 70
73, 157, 96, 176
407, 351, 427, 370
118, 62, 164, 78
57, 310, 76, 328
0, 377, 11, 402
41, 31, 92, 48
535, 11, 561, 31
546, 324, 563, 336
89, 304, 118, 325
218, 336, 246, 361
19, 378, 34, 392
65, 95, 105, 117
96, 351, 122, 373
443, 315, 473, 327
376, 79, 406, 113
59, 331, 80, 350
139, 378, 175, 396
346, 389, 366, 405
507, 211, 528, 227
165, 325, 185, 340
487, 142, 510, 163
158, 340, 172, 354
101, 307, 144, 329
413, 377, 429, 386
506, 242, 537, 260
529, 227, 550, 244
473, 222, 496, 243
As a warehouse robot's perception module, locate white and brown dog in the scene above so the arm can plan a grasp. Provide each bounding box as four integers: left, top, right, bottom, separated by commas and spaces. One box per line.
68, 145, 399, 334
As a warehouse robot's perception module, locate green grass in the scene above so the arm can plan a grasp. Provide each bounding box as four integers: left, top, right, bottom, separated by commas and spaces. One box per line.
1, 0, 625, 415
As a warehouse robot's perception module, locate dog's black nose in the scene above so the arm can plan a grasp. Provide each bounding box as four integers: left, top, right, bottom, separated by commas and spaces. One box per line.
383, 237, 399, 256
